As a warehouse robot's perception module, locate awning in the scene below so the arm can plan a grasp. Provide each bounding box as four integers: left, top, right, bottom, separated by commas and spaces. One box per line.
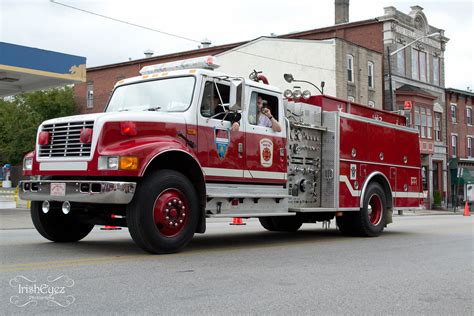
461, 168, 474, 184
0, 42, 86, 97
452, 165, 474, 185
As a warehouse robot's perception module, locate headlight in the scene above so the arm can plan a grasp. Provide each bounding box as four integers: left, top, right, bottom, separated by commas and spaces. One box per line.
23, 157, 33, 170
98, 156, 138, 170
98, 156, 119, 170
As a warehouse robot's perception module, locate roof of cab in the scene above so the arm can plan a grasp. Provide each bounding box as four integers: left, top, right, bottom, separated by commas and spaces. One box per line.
114, 68, 282, 94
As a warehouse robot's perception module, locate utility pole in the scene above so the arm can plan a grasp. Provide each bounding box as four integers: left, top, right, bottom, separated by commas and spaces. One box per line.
387, 46, 394, 111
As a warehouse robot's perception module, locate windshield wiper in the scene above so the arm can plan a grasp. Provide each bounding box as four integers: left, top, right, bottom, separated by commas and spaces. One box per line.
145, 106, 162, 111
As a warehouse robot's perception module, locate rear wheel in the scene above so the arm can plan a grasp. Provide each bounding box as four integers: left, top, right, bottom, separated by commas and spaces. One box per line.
31, 201, 94, 242
259, 216, 302, 232
127, 170, 199, 254
354, 182, 387, 237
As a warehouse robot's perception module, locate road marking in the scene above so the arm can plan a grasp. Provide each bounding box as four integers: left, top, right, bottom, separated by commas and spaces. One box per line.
0, 233, 345, 272
5, 218, 469, 273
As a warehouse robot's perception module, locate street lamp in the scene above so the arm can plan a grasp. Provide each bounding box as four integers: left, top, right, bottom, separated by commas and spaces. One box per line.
389, 32, 440, 57
386, 32, 441, 111
283, 73, 325, 95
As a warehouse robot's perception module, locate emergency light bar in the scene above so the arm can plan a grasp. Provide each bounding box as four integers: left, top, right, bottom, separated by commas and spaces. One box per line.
140, 56, 220, 75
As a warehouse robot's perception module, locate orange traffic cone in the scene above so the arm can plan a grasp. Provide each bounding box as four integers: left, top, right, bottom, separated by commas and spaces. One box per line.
230, 217, 246, 225
464, 201, 471, 217
100, 225, 122, 230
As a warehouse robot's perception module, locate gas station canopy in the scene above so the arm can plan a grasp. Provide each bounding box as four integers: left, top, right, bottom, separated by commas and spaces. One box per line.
0, 42, 86, 97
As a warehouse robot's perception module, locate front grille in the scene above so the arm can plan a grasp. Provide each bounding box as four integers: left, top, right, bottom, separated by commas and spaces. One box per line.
39, 121, 94, 158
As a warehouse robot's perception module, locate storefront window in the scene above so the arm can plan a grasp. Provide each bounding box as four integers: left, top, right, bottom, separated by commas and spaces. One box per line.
422, 166, 428, 191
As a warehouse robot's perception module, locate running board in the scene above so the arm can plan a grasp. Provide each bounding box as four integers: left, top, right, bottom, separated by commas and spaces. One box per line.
206, 183, 289, 199
208, 212, 295, 218
289, 208, 359, 212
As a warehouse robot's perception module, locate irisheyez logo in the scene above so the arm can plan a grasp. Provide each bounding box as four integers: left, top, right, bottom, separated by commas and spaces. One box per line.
9, 275, 75, 307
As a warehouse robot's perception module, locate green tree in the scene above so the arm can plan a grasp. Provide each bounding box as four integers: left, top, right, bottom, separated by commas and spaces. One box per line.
0, 86, 77, 165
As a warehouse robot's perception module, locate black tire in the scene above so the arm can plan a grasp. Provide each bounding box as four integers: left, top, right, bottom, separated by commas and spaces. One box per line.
259, 217, 277, 231
127, 169, 199, 254
259, 216, 302, 232
353, 182, 387, 237
31, 201, 94, 242
336, 214, 356, 236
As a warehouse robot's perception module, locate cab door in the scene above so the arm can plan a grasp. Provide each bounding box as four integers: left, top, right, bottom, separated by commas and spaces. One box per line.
243, 89, 287, 184
196, 79, 245, 182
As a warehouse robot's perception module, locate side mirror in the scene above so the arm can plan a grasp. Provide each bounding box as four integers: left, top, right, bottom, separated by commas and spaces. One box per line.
228, 79, 243, 111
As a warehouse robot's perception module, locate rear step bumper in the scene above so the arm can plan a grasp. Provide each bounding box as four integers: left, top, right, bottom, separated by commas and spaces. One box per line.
19, 180, 136, 204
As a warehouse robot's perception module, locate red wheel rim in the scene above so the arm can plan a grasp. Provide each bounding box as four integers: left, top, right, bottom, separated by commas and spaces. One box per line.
153, 189, 189, 237
368, 194, 383, 225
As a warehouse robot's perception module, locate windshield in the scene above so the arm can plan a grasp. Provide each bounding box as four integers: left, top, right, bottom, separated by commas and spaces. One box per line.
106, 76, 195, 112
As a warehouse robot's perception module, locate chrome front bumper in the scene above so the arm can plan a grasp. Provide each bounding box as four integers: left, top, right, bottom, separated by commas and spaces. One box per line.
19, 180, 136, 204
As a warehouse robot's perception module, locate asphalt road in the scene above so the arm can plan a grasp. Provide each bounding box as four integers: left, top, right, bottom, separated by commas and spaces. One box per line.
1, 215, 472, 315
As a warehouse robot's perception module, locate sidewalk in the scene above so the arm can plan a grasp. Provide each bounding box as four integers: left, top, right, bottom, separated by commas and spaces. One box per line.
0, 207, 465, 230
393, 209, 460, 216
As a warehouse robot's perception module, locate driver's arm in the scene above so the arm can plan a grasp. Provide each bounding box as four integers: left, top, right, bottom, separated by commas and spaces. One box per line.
262, 108, 282, 132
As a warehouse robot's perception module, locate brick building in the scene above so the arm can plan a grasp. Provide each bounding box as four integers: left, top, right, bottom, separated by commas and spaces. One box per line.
379, 6, 449, 208
446, 88, 474, 207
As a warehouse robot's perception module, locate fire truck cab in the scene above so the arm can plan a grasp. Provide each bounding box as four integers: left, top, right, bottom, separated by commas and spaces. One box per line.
20, 56, 423, 254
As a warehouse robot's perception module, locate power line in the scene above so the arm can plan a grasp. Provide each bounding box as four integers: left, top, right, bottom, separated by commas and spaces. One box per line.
50, 0, 201, 43
233, 49, 335, 73
50, 1, 336, 73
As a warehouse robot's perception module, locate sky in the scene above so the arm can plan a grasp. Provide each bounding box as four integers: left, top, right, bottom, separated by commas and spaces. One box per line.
1, 0, 473, 90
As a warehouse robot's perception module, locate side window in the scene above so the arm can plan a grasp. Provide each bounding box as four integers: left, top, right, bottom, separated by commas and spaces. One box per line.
368, 61, 374, 88
347, 54, 354, 82
200, 81, 230, 118
248, 91, 279, 127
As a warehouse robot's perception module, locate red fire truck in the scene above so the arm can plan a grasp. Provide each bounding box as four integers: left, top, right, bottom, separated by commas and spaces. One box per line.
20, 56, 423, 254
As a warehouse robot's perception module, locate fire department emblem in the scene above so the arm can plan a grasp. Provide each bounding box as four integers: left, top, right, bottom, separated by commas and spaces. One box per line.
260, 138, 273, 167
214, 127, 230, 160
350, 164, 357, 180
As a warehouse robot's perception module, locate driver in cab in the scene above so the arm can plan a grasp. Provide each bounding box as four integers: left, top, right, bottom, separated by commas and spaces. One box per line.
211, 95, 240, 132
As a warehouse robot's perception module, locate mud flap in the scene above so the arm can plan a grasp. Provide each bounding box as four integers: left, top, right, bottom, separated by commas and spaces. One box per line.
386, 207, 393, 225
195, 207, 206, 233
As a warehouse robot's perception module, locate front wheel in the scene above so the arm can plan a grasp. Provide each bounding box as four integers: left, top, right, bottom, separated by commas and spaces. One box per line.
127, 170, 199, 254
31, 201, 94, 242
